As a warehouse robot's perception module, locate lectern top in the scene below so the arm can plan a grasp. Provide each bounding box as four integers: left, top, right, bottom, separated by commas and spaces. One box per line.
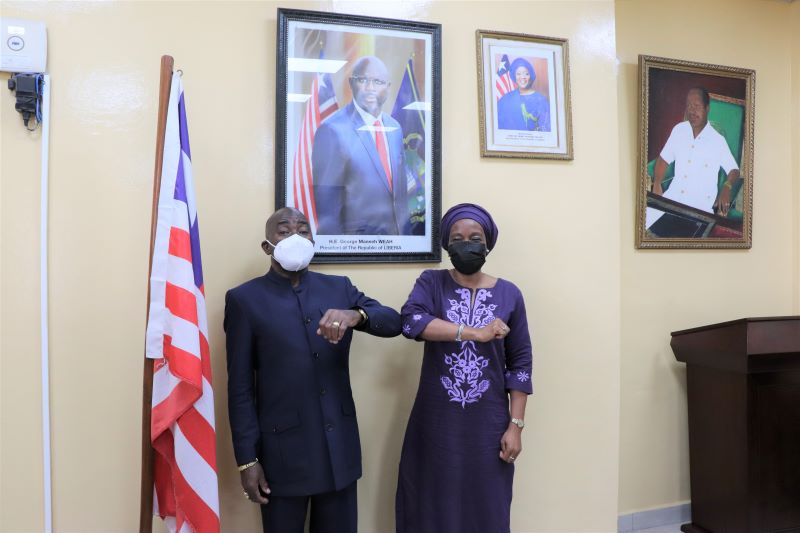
671, 316, 800, 373
671, 316, 799, 337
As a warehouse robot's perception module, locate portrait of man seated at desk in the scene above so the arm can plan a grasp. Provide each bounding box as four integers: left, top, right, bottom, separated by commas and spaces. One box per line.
645, 87, 744, 239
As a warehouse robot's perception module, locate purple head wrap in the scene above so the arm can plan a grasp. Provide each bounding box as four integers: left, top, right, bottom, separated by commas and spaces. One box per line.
440, 203, 499, 251
509, 57, 536, 89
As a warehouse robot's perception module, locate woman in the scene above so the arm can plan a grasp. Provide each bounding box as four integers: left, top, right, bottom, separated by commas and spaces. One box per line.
497, 57, 551, 132
396, 203, 533, 533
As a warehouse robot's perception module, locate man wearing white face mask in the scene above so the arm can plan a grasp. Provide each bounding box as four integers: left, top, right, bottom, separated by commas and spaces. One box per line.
224, 207, 401, 533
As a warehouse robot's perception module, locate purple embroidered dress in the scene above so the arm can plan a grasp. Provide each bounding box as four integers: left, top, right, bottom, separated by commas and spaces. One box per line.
396, 269, 533, 533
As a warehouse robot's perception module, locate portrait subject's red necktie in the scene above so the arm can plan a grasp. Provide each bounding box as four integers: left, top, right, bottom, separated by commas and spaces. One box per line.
373, 119, 393, 191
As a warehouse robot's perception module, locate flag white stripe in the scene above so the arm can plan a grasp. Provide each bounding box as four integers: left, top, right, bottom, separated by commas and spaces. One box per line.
152, 363, 183, 408
194, 377, 216, 428
165, 254, 196, 294
163, 516, 177, 533
165, 314, 202, 357
169, 198, 191, 234
145, 79, 182, 358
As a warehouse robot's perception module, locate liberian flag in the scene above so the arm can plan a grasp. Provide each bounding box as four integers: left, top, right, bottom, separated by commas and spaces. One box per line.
291, 49, 339, 232
495, 54, 516, 100
145, 72, 219, 533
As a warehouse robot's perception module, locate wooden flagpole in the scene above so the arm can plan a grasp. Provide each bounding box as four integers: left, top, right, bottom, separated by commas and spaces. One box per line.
140, 54, 174, 533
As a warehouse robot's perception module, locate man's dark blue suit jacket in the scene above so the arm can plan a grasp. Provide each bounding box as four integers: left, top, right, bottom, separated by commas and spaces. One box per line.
224, 268, 401, 496
312, 102, 410, 235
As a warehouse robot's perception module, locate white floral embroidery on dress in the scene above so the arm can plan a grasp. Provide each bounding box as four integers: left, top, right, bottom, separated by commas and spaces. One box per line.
440, 288, 498, 408
403, 324, 412, 335
516, 370, 530, 383
413, 314, 422, 321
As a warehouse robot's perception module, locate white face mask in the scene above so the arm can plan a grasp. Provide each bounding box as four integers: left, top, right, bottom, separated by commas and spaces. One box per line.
267, 234, 315, 271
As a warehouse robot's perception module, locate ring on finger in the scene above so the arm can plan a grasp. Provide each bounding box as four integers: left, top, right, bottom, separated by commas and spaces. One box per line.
332, 321, 341, 329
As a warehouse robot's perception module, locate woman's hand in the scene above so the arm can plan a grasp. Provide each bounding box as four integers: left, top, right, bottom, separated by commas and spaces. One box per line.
473, 318, 510, 343
241, 463, 270, 504
499, 424, 522, 464
317, 309, 361, 344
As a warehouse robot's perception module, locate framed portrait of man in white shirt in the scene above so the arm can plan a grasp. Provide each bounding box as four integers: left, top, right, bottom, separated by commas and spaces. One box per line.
636, 55, 755, 249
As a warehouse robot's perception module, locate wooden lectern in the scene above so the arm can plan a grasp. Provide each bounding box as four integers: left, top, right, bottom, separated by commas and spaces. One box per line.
671, 317, 800, 533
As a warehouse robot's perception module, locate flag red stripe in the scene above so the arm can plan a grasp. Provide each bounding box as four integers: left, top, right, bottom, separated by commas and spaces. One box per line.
200, 333, 212, 383
165, 282, 199, 326
168, 227, 192, 262
163, 334, 203, 386
177, 408, 217, 470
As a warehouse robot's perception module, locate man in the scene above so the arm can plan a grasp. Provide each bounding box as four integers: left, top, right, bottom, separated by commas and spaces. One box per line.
312, 56, 410, 235
646, 87, 740, 233
224, 207, 401, 533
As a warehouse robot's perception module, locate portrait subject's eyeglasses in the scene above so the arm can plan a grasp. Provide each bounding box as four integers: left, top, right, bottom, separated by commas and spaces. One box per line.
350, 76, 389, 87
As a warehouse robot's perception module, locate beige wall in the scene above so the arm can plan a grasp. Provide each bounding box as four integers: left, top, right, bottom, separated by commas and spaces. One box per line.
616, 0, 799, 514
1, 1, 621, 532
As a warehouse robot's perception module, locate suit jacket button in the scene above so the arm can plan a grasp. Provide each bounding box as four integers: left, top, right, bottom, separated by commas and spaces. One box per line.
313, 352, 319, 359
320, 388, 327, 396
325, 423, 334, 432
305, 317, 311, 324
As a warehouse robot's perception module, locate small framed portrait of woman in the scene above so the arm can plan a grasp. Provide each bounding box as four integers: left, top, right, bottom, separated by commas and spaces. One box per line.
476, 29, 573, 160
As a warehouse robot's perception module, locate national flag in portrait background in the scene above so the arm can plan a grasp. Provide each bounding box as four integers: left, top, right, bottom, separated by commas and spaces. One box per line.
495, 54, 516, 100
391, 57, 426, 236
290, 49, 340, 233
145, 72, 219, 533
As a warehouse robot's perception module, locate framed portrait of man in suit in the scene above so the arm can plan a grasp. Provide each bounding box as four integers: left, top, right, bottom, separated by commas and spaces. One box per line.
636, 55, 755, 249
276, 8, 442, 263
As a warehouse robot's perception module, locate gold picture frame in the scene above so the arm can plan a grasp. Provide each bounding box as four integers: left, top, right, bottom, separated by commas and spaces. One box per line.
476, 29, 573, 160
636, 55, 755, 249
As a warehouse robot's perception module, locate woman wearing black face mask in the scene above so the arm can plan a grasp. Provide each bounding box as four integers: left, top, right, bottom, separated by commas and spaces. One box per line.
395, 203, 533, 533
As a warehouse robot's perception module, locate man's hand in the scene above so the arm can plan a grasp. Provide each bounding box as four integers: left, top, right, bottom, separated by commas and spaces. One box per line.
652, 181, 663, 195
317, 309, 361, 344
241, 463, 270, 504
499, 424, 522, 464
715, 185, 733, 217
474, 318, 510, 343
652, 156, 668, 196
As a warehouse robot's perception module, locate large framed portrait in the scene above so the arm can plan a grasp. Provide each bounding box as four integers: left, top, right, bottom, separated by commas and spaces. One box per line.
276, 8, 442, 263
636, 55, 755, 249
476, 29, 573, 160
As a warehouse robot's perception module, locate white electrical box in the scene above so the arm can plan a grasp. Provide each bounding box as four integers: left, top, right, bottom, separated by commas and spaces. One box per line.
1, 18, 47, 73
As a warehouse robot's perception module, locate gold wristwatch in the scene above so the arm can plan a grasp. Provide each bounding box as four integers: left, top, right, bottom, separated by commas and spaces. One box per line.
354, 307, 369, 326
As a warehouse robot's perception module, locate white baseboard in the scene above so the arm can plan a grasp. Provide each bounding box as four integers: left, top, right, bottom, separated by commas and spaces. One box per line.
618, 503, 691, 532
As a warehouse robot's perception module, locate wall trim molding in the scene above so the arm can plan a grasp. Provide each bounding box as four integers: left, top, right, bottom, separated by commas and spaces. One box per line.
618, 503, 691, 532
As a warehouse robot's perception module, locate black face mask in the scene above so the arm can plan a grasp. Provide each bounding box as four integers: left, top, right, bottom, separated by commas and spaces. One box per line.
447, 241, 487, 275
